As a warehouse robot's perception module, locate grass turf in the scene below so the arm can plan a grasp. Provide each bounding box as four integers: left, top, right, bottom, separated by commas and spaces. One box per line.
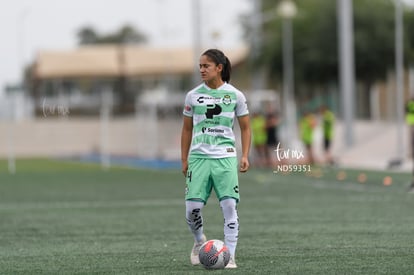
0, 159, 414, 274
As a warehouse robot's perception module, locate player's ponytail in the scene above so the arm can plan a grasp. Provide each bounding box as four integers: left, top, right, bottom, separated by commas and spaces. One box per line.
222, 56, 231, 83
202, 49, 232, 83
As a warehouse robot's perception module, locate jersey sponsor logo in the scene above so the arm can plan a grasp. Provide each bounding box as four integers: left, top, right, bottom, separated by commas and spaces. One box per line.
202, 127, 225, 134
197, 96, 204, 103
197, 96, 221, 104
205, 104, 222, 119
226, 148, 235, 153
204, 120, 220, 125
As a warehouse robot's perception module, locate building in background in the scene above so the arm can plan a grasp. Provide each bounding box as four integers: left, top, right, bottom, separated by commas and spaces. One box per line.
29, 45, 249, 116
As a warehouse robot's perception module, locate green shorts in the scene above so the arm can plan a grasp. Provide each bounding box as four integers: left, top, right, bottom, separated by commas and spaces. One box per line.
185, 157, 240, 204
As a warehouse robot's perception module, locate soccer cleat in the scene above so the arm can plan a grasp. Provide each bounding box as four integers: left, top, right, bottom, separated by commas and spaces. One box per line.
190, 234, 206, 265
225, 257, 237, 269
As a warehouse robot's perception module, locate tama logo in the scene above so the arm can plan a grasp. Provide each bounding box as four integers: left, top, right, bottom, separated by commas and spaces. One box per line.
201, 127, 225, 134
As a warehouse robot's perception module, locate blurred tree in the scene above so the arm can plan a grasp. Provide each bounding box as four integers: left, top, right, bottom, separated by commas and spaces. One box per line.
405, 8, 414, 65
256, 0, 402, 83
244, 0, 413, 117
77, 26, 99, 45
76, 24, 147, 114
353, 0, 395, 85
76, 24, 147, 45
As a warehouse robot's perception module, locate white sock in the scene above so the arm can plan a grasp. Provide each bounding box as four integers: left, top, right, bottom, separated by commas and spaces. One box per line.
185, 200, 205, 243
220, 198, 239, 258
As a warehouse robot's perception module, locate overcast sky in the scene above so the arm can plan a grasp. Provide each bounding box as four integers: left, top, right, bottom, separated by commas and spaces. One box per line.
0, 0, 251, 95
1, 0, 414, 97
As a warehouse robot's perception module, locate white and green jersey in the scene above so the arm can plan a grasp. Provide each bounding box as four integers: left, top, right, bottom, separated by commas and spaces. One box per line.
183, 82, 249, 159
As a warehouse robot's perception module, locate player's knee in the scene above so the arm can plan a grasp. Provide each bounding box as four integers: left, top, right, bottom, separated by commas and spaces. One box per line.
220, 198, 237, 213
220, 198, 238, 226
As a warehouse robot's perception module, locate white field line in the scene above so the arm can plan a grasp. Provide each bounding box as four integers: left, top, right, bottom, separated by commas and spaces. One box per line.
0, 198, 184, 211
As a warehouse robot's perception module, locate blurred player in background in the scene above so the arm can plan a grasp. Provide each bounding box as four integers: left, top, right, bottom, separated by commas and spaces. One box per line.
181, 49, 251, 268
320, 105, 335, 165
265, 109, 280, 167
405, 97, 414, 192
251, 112, 267, 167
300, 110, 317, 164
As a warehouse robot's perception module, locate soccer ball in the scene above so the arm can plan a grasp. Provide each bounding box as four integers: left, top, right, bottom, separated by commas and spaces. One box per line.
198, 239, 230, 269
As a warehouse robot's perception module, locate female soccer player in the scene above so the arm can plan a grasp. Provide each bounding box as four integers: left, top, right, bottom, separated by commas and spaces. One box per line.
181, 49, 251, 269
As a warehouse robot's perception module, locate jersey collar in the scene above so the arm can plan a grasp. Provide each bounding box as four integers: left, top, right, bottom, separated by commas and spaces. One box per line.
203, 82, 227, 91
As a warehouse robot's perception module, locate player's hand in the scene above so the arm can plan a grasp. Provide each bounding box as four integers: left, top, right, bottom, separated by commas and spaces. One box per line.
239, 157, 249, 173
182, 160, 188, 177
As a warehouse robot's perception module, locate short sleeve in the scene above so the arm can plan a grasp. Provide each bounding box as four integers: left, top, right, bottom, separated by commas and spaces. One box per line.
182, 92, 193, 117
235, 91, 249, 117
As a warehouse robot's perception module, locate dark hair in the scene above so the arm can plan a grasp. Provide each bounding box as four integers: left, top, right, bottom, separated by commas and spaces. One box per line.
202, 49, 232, 82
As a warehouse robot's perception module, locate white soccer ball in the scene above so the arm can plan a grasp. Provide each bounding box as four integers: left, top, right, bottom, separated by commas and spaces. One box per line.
198, 239, 230, 269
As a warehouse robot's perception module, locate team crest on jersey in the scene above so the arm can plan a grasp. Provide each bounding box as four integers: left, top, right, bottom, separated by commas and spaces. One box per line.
222, 95, 232, 105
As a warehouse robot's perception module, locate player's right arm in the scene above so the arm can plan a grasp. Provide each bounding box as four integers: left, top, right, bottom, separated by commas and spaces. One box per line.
181, 116, 193, 177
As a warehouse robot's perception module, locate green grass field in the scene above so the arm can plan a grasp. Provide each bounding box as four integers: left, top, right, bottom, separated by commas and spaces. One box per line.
1, 159, 414, 274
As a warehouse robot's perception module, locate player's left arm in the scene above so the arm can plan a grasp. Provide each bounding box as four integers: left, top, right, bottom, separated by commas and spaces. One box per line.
237, 114, 251, 173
